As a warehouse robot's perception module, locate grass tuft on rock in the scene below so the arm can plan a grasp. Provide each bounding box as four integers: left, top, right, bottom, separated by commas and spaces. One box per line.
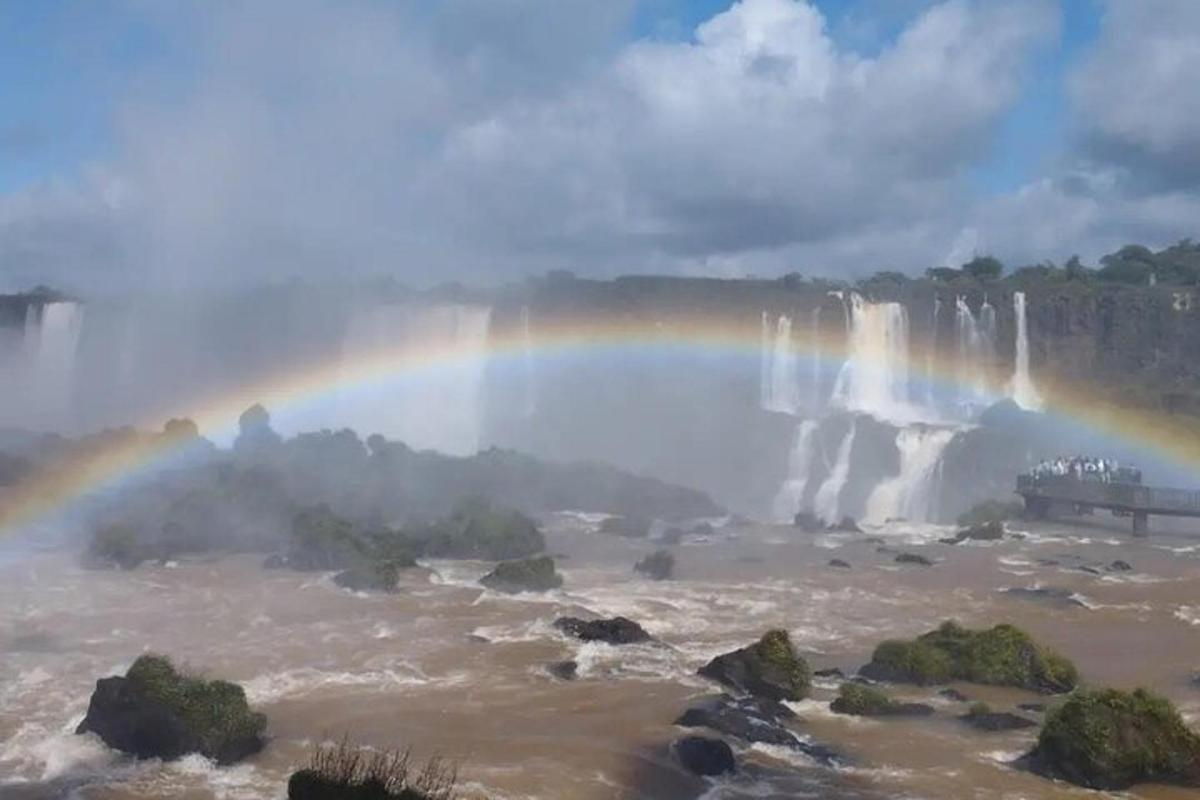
288, 737, 458, 800
860, 621, 1078, 693
831, 683, 899, 716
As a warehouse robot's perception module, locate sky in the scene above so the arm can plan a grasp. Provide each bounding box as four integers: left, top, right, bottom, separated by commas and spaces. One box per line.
1, 0, 1198, 292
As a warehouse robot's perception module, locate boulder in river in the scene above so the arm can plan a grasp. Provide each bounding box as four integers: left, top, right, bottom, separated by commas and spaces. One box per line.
333, 561, 400, 592
1108, 559, 1133, 572
674, 694, 841, 765
633, 549, 674, 580
814, 667, 846, 679
599, 515, 652, 538
830, 516, 862, 533
547, 660, 578, 681
960, 702, 1038, 732
939, 688, 970, 703
698, 629, 812, 702
1021, 688, 1200, 790
828, 559, 851, 569
674, 735, 736, 776
553, 616, 652, 645
76, 654, 266, 764
793, 511, 823, 532
858, 620, 1078, 693
894, 553, 933, 566
830, 683, 934, 718
479, 556, 563, 593
1002, 586, 1087, 609
939, 520, 1005, 545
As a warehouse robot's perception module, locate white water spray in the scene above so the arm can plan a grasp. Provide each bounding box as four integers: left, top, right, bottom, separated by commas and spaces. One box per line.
1008, 291, 1042, 410
21, 301, 84, 430
831, 294, 916, 422
771, 420, 818, 522
761, 314, 802, 414
814, 422, 856, 523
865, 426, 956, 524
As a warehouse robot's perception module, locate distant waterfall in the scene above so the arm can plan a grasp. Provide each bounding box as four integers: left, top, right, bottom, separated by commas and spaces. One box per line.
814, 422, 856, 523
831, 294, 915, 422
1008, 291, 1042, 410
761, 313, 802, 414
771, 419, 818, 522
338, 304, 492, 455
925, 296, 940, 409
21, 301, 84, 429
955, 296, 994, 405
865, 426, 956, 523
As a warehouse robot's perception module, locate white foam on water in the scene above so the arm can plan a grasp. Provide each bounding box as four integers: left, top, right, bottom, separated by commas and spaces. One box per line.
1174, 606, 1200, 626
242, 662, 456, 703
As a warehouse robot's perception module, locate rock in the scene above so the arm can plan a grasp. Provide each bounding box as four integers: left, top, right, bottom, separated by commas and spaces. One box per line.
633, 549, 674, 580
76, 654, 266, 764
830, 516, 862, 533
674, 736, 736, 777
479, 556, 563, 593
940, 520, 1005, 545
1018, 702, 1047, 713
828, 559, 851, 569
1003, 586, 1087, 609
858, 620, 1078, 693
1021, 688, 1200, 790
659, 527, 685, 545
286, 505, 370, 571
674, 694, 842, 766
957, 499, 1024, 527
939, 688, 970, 703
895, 553, 933, 566
814, 668, 846, 680
333, 561, 399, 592
84, 524, 153, 570
1077, 565, 1102, 575
793, 511, 823, 532
960, 703, 1038, 732
598, 515, 652, 538
262, 554, 288, 570
1036, 558, 1060, 567
414, 498, 546, 561
547, 660, 578, 681
830, 683, 934, 718
698, 629, 812, 702
1108, 559, 1133, 572
553, 616, 652, 645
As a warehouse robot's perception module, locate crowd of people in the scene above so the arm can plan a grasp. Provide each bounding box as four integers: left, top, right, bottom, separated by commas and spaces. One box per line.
1031, 456, 1141, 484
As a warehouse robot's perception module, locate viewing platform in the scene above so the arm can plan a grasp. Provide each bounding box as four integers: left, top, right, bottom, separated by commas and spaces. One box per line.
1016, 473, 1200, 536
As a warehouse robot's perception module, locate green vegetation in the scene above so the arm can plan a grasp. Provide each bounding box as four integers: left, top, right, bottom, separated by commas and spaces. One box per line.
124, 654, 265, 762
957, 499, 1024, 527
479, 555, 563, 593
288, 738, 458, 800
411, 497, 545, 560
289, 505, 370, 571
86, 524, 153, 569
698, 629, 812, 702
1027, 688, 1200, 789
334, 561, 401, 593
861, 621, 1078, 693
831, 683, 900, 715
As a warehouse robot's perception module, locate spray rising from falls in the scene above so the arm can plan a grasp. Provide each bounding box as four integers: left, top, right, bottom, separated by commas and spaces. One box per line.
814, 422, 856, 524
865, 426, 956, 524
16, 301, 84, 431
831, 294, 918, 422
955, 295, 995, 407
1009, 291, 1042, 410
761, 314, 802, 415
771, 420, 818, 523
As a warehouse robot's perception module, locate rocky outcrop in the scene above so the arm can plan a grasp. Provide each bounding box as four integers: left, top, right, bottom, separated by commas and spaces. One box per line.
479, 556, 563, 593
830, 683, 934, 718
333, 562, 400, 592
959, 703, 1037, 732
940, 520, 1005, 544
674, 736, 735, 777
553, 616, 652, 645
1022, 688, 1200, 790
858, 621, 1078, 693
895, 553, 933, 566
698, 629, 811, 702
633, 549, 674, 580
547, 660, 578, 681
828, 559, 851, 569
598, 515, 652, 538
76, 654, 266, 764
675, 694, 840, 765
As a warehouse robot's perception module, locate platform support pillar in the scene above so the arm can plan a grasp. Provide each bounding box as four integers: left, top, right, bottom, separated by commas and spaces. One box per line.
1132, 511, 1150, 537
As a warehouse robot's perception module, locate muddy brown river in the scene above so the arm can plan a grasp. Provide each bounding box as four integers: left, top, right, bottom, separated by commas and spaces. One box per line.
4, 513, 1200, 799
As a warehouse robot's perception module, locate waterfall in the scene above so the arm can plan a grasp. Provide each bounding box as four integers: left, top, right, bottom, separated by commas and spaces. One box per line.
831, 294, 915, 422
865, 426, 956, 524
771, 419, 818, 522
925, 296, 940, 409
955, 296, 995, 406
338, 304, 492, 455
814, 422, 856, 523
21, 301, 84, 430
1008, 291, 1042, 410
761, 314, 801, 414
520, 305, 536, 418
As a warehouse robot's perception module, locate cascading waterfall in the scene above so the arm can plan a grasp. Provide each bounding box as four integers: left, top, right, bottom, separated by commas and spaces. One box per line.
814, 422, 856, 523
21, 301, 84, 430
865, 426, 956, 523
1008, 291, 1042, 410
761, 314, 802, 414
955, 296, 996, 406
338, 304, 492, 455
925, 296, 940, 410
770, 420, 818, 522
831, 294, 915, 422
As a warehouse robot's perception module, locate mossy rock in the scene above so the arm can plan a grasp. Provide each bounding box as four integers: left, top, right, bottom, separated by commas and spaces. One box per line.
85, 524, 155, 570
957, 499, 1024, 527
76, 654, 266, 764
698, 629, 811, 702
334, 560, 401, 593
1024, 688, 1200, 789
859, 621, 1078, 693
830, 683, 934, 717
633, 549, 674, 580
287, 505, 369, 571
479, 555, 563, 593
418, 498, 545, 560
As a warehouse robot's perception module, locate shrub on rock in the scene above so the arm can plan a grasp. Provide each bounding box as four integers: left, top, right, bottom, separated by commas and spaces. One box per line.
830, 683, 934, 717
859, 621, 1078, 693
76, 654, 266, 764
698, 629, 811, 702
418, 498, 545, 560
288, 738, 458, 800
1023, 688, 1200, 789
479, 556, 562, 593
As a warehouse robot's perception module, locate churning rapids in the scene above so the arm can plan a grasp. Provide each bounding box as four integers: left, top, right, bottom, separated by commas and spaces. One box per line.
5, 514, 1200, 799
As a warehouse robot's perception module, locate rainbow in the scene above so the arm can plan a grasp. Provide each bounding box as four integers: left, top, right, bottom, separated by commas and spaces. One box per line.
2, 311, 1200, 534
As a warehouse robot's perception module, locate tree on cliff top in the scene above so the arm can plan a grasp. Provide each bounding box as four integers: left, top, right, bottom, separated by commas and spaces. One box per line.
962, 255, 1004, 280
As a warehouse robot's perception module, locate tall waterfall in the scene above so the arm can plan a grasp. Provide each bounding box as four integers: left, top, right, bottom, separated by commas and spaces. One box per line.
814, 422, 856, 523
1008, 291, 1042, 410
761, 314, 802, 414
771, 420, 818, 522
865, 426, 955, 523
955, 296, 995, 405
338, 304, 492, 455
831, 294, 915, 422
20, 301, 84, 430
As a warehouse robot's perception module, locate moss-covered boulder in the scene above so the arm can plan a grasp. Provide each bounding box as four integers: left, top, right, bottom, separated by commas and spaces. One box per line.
830, 683, 934, 717
940, 520, 1005, 544
1023, 688, 1200, 789
698, 629, 811, 702
76, 654, 266, 764
287, 505, 369, 571
960, 701, 1037, 732
417, 498, 545, 560
633, 549, 674, 580
84, 524, 155, 570
957, 499, 1023, 527
858, 621, 1078, 693
479, 556, 563, 593
333, 561, 401, 593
